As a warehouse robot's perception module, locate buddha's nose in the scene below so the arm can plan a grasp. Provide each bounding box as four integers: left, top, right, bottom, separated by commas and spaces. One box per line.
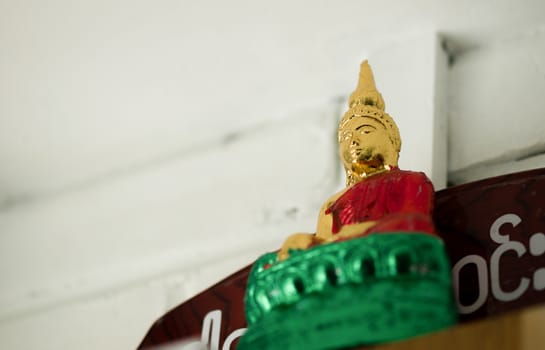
351, 139, 359, 147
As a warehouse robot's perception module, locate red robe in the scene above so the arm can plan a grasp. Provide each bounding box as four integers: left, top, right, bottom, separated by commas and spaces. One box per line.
325, 168, 438, 238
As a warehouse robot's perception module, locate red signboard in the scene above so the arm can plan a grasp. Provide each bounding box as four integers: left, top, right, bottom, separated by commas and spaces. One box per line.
138, 168, 545, 350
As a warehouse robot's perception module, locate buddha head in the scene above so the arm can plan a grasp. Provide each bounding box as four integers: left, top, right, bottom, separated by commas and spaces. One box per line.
338, 61, 402, 186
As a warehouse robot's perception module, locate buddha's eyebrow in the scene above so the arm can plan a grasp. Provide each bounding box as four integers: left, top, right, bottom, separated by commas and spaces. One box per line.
356, 124, 377, 130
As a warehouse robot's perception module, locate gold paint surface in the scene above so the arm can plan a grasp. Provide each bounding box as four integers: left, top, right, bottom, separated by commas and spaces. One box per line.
278, 61, 402, 260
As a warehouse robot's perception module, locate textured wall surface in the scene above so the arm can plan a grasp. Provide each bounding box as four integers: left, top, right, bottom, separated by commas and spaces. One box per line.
448, 32, 545, 183
0, 1, 544, 349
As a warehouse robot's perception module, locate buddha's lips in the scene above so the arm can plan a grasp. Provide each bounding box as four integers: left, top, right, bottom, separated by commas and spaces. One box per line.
351, 157, 383, 173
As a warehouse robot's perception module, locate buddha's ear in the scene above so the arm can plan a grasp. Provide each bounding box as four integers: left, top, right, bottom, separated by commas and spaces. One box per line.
387, 147, 400, 167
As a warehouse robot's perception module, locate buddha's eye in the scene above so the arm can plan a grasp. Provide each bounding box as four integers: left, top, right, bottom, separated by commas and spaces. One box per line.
356, 125, 376, 135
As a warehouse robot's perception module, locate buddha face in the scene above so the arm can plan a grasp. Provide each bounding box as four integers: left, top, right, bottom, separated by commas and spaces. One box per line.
338, 116, 398, 177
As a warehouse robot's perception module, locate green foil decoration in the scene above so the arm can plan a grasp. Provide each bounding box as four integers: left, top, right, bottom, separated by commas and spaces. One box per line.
238, 233, 457, 350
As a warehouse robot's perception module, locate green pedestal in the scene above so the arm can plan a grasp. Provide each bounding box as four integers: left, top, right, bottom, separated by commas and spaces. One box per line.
239, 233, 458, 350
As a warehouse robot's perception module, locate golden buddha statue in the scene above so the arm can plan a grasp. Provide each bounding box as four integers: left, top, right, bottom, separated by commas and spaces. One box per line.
278, 60, 437, 261
238, 60, 456, 350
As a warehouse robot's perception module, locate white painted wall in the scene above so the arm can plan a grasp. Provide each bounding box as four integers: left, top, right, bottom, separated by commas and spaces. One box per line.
2, 0, 544, 202
0, 1, 544, 349
448, 31, 545, 183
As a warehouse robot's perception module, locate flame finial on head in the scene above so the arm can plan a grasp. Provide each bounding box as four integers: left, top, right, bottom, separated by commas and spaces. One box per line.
348, 60, 385, 111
